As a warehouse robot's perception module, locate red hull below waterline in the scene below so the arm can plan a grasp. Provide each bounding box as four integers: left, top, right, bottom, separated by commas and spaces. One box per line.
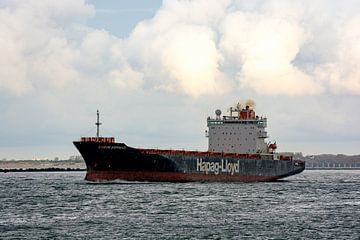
85, 170, 281, 182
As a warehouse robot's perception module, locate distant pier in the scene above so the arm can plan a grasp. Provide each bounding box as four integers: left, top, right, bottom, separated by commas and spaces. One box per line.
306, 163, 360, 170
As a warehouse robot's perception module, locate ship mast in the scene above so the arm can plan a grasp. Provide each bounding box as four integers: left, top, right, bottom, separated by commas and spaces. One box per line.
96, 109, 102, 137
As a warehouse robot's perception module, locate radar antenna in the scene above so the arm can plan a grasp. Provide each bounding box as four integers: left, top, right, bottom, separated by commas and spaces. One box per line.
96, 110, 102, 137
215, 109, 222, 120
236, 102, 242, 111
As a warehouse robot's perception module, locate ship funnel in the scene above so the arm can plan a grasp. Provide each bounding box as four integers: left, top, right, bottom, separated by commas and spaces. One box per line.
245, 99, 256, 109
234, 99, 256, 111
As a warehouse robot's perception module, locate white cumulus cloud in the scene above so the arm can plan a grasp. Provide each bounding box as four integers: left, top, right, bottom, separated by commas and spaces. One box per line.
0, 0, 140, 95
0, 0, 95, 94
220, 11, 323, 95
108, 66, 144, 90
314, 15, 360, 94
1, 0, 360, 97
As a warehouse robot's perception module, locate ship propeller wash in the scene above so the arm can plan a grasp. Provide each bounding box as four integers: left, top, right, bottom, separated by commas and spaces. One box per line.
73, 103, 305, 182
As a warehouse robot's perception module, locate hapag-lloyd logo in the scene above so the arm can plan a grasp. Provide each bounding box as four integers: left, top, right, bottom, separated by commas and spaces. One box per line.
196, 158, 240, 175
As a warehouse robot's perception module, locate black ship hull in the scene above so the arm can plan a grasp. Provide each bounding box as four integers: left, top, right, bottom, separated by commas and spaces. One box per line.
73, 141, 305, 182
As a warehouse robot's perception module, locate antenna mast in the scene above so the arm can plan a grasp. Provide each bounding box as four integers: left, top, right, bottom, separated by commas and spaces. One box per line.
96, 110, 102, 137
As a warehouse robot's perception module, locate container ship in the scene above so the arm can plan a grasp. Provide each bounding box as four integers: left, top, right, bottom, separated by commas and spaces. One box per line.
73, 103, 305, 182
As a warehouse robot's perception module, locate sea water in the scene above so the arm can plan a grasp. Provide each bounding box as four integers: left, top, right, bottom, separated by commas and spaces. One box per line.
0, 170, 359, 239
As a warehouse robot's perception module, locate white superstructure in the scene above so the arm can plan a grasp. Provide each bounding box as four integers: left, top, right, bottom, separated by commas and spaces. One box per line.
207, 104, 276, 154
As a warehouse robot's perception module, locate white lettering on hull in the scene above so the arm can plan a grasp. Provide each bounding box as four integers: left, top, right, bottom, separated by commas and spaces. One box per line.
98, 146, 126, 150
196, 158, 240, 175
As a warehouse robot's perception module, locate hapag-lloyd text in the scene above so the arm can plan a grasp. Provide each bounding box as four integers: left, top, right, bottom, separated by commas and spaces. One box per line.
197, 158, 240, 175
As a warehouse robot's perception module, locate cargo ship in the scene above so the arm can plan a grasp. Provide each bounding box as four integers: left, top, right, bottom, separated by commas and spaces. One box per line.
73, 103, 305, 182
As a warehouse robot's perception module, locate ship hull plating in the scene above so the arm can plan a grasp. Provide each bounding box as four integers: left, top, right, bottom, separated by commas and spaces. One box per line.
73, 141, 305, 182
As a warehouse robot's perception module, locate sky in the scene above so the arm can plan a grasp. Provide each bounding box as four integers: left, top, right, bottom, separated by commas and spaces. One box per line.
0, 0, 360, 160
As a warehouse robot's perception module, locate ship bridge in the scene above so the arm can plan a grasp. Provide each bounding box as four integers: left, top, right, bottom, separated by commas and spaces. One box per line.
206, 105, 272, 154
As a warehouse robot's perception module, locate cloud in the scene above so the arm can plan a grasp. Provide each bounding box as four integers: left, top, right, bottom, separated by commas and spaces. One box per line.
129, 23, 227, 96
0, 0, 139, 95
1, 0, 360, 98
108, 66, 144, 90
120, 0, 231, 97
0, 0, 359, 158
314, 15, 360, 94
0, 31, 31, 95
120, 0, 360, 96
0, 0, 95, 94
220, 11, 323, 95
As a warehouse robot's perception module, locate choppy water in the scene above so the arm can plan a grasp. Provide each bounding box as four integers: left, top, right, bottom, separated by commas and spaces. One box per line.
0, 170, 359, 239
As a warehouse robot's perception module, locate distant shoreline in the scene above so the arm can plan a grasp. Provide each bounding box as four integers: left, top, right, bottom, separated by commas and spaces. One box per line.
306, 168, 360, 170
0, 168, 86, 173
